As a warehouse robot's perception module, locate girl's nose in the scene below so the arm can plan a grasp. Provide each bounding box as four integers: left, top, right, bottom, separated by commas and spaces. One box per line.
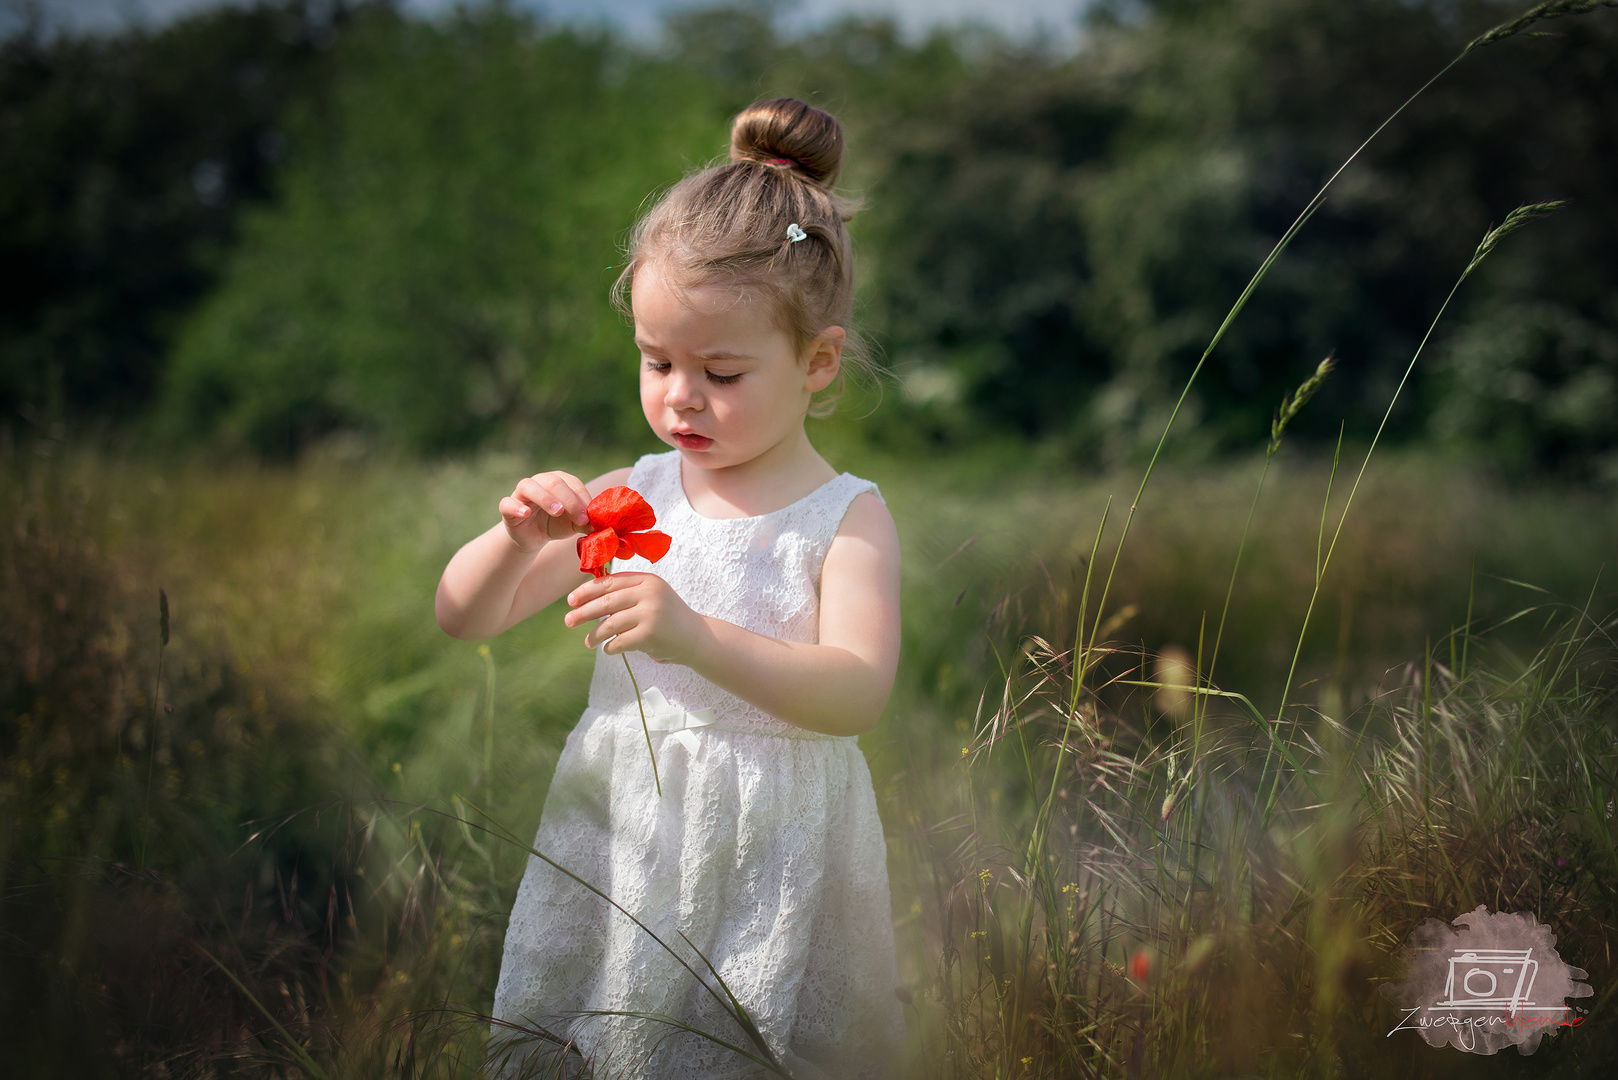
664, 369, 704, 411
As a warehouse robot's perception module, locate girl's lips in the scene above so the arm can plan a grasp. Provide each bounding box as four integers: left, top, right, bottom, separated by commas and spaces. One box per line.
673, 432, 713, 450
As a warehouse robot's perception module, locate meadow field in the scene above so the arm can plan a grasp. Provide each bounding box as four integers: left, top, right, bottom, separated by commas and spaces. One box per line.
5, 431, 1614, 1077
6, 0, 1618, 1074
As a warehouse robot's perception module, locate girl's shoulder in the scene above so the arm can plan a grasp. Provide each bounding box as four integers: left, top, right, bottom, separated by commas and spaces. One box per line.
817, 470, 884, 511
821, 486, 900, 610
834, 486, 894, 542
795, 472, 889, 554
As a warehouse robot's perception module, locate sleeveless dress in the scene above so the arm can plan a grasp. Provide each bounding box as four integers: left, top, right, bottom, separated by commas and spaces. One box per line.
489, 450, 905, 1080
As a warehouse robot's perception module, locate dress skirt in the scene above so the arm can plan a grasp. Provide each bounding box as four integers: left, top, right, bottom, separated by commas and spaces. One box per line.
490, 705, 903, 1080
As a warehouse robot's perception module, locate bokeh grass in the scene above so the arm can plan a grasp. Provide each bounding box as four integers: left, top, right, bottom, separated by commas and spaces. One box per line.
3, 435, 1615, 1076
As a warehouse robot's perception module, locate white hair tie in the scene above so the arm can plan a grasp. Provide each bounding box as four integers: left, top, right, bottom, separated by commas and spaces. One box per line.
786, 223, 807, 243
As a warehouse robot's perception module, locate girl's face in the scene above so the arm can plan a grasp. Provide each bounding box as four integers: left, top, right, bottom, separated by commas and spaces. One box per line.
632, 262, 841, 474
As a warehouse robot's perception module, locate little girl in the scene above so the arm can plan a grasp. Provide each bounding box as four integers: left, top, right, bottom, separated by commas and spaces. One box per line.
435, 99, 904, 1079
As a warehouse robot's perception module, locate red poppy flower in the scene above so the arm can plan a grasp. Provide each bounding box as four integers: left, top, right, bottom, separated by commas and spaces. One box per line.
577, 486, 672, 578
1129, 949, 1151, 983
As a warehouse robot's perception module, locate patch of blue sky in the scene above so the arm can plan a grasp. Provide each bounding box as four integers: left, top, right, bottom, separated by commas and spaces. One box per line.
7, 0, 1094, 44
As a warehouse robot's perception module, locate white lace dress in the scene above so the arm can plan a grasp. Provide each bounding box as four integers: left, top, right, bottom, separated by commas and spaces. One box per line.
490, 451, 904, 1080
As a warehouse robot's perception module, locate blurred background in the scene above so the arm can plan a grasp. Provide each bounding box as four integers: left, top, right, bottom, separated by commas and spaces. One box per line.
5, 0, 1616, 469
3, 0, 1616, 1075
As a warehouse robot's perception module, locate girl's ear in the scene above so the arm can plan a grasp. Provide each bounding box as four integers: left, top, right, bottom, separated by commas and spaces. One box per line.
804, 326, 845, 393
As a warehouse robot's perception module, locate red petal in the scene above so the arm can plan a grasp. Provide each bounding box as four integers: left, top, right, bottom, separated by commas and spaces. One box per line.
587, 487, 656, 534
577, 528, 620, 574
617, 529, 672, 564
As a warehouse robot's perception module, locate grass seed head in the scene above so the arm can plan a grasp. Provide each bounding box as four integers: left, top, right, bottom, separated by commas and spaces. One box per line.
1268, 353, 1337, 457
1467, 0, 1618, 53
1464, 200, 1567, 278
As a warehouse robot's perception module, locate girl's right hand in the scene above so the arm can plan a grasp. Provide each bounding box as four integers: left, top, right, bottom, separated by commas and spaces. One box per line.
499, 471, 595, 552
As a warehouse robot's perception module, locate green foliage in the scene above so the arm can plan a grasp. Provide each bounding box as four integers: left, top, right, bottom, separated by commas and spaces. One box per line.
1432, 300, 1618, 477
857, 45, 1124, 447
9, 0, 1617, 470
0, 0, 362, 427
866, 0, 1618, 468
161, 8, 727, 455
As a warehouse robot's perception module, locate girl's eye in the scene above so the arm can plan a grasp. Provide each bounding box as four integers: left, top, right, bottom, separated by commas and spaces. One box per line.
640, 357, 738, 384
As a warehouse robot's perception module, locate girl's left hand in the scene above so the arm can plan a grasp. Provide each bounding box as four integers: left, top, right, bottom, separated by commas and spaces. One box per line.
564, 573, 701, 664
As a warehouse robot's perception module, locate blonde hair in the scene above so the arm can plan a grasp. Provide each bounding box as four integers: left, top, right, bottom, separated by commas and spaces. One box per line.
615, 98, 874, 416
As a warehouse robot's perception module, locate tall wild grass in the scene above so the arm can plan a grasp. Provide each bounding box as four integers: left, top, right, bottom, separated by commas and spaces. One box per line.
3, 434, 1614, 1076
896, 582, 1615, 1077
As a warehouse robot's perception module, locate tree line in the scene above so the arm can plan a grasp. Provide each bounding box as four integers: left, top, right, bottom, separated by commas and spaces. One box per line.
4, 0, 1615, 474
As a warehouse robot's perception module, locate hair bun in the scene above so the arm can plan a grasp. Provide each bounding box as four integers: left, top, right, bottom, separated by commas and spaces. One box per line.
729, 98, 844, 189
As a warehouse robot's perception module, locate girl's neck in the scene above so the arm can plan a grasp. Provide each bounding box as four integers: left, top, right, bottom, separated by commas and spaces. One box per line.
677, 426, 836, 520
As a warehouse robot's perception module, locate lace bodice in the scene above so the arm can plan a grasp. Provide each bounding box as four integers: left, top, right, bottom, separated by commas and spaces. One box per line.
584, 450, 880, 740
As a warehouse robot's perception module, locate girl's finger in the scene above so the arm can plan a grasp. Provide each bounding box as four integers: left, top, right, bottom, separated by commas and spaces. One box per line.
515, 477, 572, 520
499, 495, 535, 525
537, 471, 593, 528
566, 572, 641, 609
568, 571, 654, 604
586, 608, 637, 651
565, 577, 608, 610
499, 497, 545, 553
564, 584, 633, 629
557, 473, 595, 528
515, 478, 593, 539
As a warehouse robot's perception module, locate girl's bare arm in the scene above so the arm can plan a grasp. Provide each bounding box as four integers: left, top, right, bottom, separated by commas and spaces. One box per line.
436, 467, 631, 640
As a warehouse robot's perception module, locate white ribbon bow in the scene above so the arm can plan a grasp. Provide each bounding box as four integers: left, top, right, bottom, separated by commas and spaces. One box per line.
638, 687, 716, 755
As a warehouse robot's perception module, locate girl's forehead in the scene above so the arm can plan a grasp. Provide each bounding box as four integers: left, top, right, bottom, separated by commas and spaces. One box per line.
633, 262, 753, 316
632, 265, 782, 343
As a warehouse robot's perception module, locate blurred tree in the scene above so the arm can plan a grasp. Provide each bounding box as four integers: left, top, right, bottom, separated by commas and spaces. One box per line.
163, 6, 727, 454
11, 0, 1617, 471
862, 0, 1618, 471
852, 38, 1126, 450
662, 0, 781, 89
0, 0, 370, 434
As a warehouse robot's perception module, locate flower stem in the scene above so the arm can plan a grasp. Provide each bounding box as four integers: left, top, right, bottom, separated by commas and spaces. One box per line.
622, 652, 662, 796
